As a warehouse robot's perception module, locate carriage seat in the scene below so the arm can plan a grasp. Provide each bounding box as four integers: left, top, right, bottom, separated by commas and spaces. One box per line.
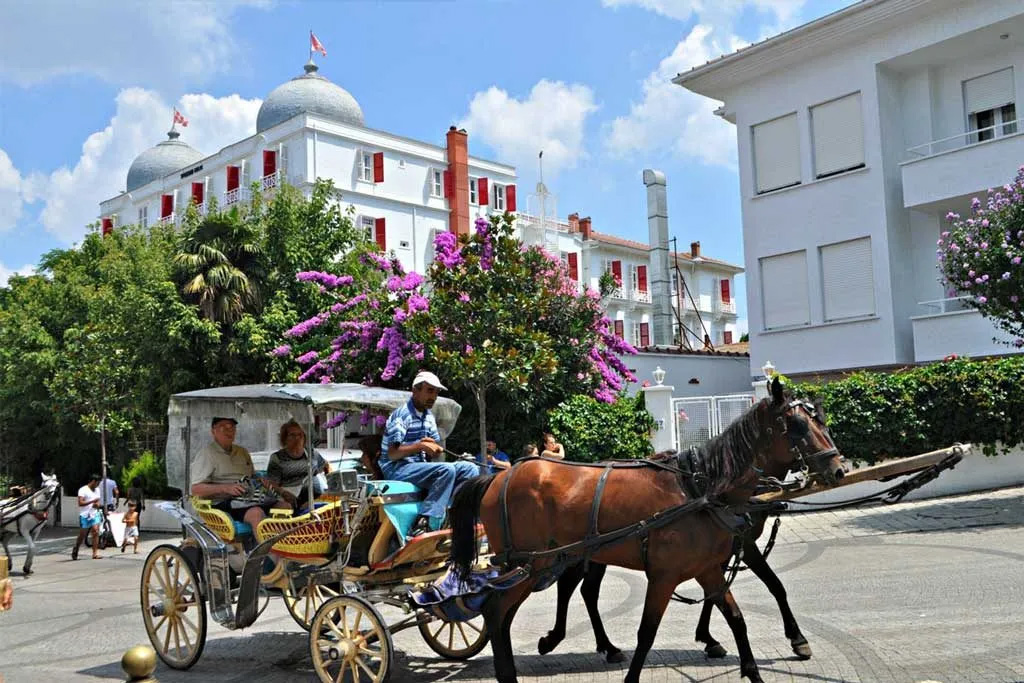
190, 497, 251, 542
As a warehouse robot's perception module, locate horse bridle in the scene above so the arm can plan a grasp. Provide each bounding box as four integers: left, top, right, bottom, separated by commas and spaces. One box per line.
764, 399, 842, 481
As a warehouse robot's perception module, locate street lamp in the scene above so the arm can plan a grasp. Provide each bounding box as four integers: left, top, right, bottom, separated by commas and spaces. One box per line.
652, 366, 666, 386
761, 360, 776, 379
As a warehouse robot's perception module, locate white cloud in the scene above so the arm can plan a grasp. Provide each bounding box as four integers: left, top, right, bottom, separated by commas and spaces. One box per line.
458, 80, 599, 179
602, 1, 810, 168
0, 150, 26, 233
14, 89, 261, 244
0, 0, 267, 91
0, 262, 36, 287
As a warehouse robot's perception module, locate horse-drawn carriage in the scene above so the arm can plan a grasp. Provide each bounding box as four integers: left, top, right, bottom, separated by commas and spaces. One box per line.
142, 383, 490, 682
0, 473, 60, 577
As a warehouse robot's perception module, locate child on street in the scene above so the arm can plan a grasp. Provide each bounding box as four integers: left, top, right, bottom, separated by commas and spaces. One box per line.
121, 501, 140, 553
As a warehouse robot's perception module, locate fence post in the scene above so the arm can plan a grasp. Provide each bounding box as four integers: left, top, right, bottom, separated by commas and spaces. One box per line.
643, 381, 676, 454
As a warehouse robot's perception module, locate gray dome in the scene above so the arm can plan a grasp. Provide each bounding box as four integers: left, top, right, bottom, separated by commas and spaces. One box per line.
257, 61, 364, 133
126, 130, 204, 192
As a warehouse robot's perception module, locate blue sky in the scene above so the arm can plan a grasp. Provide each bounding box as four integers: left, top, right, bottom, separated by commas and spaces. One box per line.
0, 0, 855, 332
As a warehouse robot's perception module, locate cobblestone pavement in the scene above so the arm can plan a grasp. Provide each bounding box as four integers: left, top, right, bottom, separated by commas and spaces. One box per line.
1, 486, 1022, 683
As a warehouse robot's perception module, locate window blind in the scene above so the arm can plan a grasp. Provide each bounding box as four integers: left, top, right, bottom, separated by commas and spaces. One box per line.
760, 250, 809, 329
821, 237, 874, 321
812, 93, 864, 178
964, 68, 1015, 114
753, 113, 800, 193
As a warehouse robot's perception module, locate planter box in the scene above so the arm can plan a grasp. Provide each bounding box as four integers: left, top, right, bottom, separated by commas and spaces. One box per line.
790, 443, 1024, 506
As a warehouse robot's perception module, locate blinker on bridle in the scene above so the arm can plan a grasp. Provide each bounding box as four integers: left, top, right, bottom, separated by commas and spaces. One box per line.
759, 399, 840, 478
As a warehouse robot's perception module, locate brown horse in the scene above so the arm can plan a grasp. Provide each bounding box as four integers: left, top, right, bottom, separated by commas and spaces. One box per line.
539, 398, 845, 665
448, 378, 841, 683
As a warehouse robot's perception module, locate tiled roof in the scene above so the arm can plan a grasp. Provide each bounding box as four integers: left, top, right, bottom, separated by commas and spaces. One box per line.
671, 251, 743, 270
634, 342, 749, 357
591, 231, 650, 251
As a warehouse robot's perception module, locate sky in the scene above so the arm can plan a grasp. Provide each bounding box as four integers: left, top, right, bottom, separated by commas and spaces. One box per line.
0, 0, 857, 334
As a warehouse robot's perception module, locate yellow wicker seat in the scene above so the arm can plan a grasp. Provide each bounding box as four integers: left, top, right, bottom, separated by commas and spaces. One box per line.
190, 497, 251, 543
255, 500, 347, 560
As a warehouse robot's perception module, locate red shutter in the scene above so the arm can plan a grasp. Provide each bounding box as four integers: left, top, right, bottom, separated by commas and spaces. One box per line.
101, 218, 113, 236
611, 260, 622, 285
263, 150, 277, 176
637, 265, 648, 292
226, 165, 240, 191
724, 331, 734, 345
567, 252, 579, 281
161, 194, 174, 218
506, 184, 517, 212
720, 279, 731, 303
191, 182, 204, 206
374, 217, 386, 251
373, 152, 384, 183
443, 170, 454, 199
613, 320, 624, 339
640, 322, 650, 347
478, 177, 489, 206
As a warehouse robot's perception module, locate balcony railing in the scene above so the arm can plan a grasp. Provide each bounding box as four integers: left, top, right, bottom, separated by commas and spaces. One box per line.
610, 286, 627, 300
905, 118, 1022, 160
261, 171, 279, 192
158, 213, 175, 225
917, 295, 976, 315
223, 187, 251, 207
633, 289, 652, 304
716, 298, 737, 315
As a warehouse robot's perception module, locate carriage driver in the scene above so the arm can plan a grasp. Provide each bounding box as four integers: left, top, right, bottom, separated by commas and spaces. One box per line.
190, 417, 270, 532
381, 371, 478, 537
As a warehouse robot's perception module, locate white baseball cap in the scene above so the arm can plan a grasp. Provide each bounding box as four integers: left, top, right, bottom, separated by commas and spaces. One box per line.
412, 370, 446, 390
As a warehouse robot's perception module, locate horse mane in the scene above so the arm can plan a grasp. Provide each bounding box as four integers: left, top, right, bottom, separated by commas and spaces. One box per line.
699, 397, 770, 493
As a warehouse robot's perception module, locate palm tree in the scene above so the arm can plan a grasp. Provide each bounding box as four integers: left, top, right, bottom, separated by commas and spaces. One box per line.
174, 213, 267, 323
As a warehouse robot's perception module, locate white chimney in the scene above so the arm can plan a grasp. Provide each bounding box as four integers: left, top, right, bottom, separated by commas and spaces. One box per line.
644, 169, 673, 346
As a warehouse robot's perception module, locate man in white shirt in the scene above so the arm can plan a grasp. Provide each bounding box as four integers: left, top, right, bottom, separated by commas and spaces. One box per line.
98, 476, 119, 511
190, 417, 269, 530
71, 475, 102, 560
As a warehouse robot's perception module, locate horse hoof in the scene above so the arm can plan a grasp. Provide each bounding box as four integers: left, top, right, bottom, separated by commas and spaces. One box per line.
22, 568, 32, 577
605, 649, 626, 664
791, 638, 812, 660
538, 635, 557, 655
705, 643, 728, 659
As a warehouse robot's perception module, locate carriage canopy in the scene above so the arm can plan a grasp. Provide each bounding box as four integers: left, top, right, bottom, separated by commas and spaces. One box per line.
165, 383, 463, 492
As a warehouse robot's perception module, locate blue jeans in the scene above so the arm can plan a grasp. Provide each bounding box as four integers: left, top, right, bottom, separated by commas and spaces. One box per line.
380, 458, 479, 520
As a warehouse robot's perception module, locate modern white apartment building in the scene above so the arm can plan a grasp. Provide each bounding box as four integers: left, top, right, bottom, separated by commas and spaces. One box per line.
676, 0, 1024, 378
99, 58, 742, 349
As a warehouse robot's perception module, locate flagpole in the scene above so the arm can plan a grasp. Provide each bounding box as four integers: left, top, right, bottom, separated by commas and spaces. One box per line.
309, 29, 314, 63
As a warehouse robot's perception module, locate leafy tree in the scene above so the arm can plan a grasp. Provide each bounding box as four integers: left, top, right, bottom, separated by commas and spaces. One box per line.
280, 213, 638, 459
937, 166, 1024, 347
547, 392, 655, 462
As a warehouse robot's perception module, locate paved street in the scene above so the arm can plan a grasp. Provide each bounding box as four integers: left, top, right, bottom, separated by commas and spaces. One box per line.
1, 487, 1022, 683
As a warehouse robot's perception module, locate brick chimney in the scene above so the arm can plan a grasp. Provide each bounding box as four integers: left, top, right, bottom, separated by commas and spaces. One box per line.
446, 126, 470, 238
568, 212, 580, 232
690, 241, 701, 258
580, 216, 592, 240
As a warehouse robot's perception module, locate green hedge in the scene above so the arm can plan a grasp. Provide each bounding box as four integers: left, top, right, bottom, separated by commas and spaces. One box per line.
797, 356, 1024, 462
547, 392, 655, 463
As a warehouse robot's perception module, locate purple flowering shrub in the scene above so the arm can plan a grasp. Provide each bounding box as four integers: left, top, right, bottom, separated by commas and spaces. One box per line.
937, 166, 1024, 348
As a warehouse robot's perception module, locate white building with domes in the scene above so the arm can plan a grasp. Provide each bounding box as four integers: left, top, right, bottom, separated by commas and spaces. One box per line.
100, 58, 742, 350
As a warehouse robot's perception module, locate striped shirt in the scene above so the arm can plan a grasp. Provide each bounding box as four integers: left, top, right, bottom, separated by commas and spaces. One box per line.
381, 399, 439, 465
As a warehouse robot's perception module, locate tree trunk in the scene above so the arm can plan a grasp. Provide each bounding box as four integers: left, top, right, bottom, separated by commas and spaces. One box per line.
473, 384, 488, 476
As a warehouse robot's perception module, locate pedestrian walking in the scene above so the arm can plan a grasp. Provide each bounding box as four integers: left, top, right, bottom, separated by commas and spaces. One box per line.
72, 475, 102, 560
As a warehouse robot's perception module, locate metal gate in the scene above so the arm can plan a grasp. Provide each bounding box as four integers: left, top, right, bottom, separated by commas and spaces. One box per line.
673, 393, 755, 451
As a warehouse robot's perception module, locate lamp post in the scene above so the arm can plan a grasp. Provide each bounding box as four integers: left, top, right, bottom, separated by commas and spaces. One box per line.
761, 360, 776, 379
652, 366, 666, 386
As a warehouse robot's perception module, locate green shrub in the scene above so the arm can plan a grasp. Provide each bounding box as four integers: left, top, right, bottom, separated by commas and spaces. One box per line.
546, 392, 655, 463
796, 355, 1024, 462
120, 450, 172, 499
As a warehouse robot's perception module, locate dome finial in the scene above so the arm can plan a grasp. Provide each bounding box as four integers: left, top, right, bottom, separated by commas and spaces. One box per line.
304, 59, 318, 74
167, 127, 180, 141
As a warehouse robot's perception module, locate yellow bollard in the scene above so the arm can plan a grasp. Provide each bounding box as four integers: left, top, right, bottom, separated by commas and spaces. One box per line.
121, 645, 157, 682
0, 556, 11, 613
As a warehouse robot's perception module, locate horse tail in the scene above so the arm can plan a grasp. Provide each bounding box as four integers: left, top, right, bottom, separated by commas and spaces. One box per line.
449, 473, 498, 580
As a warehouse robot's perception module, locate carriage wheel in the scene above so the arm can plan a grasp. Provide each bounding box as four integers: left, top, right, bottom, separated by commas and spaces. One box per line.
283, 573, 341, 631
310, 595, 392, 683
140, 544, 207, 670
418, 612, 489, 660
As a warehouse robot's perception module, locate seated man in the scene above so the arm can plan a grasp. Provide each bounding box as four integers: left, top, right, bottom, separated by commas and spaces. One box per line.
190, 417, 271, 533
380, 371, 478, 537
477, 438, 511, 474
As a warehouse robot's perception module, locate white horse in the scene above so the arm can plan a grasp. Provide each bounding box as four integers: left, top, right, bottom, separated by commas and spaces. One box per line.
0, 473, 61, 577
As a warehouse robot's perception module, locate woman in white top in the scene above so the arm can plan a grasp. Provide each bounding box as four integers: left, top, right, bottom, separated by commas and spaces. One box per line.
540, 432, 566, 460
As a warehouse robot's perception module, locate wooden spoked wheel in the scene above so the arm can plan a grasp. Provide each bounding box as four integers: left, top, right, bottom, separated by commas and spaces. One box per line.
310, 595, 393, 683
140, 544, 207, 670
418, 612, 489, 660
283, 573, 341, 631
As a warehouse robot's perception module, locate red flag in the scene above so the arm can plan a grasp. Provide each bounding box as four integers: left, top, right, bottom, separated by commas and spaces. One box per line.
173, 109, 189, 127
310, 31, 327, 57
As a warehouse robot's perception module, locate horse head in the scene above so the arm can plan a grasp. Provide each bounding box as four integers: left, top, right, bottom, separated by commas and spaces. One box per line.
760, 377, 844, 485
28, 473, 61, 516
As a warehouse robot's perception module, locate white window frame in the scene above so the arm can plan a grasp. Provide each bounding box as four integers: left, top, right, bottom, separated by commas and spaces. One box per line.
469, 178, 478, 205
811, 92, 865, 179
359, 215, 375, 242
759, 250, 810, 330
630, 265, 639, 292
430, 169, 443, 198
964, 68, 1017, 143
493, 183, 505, 211
752, 113, 801, 194
138, 206, 148, 229
820, 237, 875, 322
359, 151, 373, 183
631, 322, 642, 348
